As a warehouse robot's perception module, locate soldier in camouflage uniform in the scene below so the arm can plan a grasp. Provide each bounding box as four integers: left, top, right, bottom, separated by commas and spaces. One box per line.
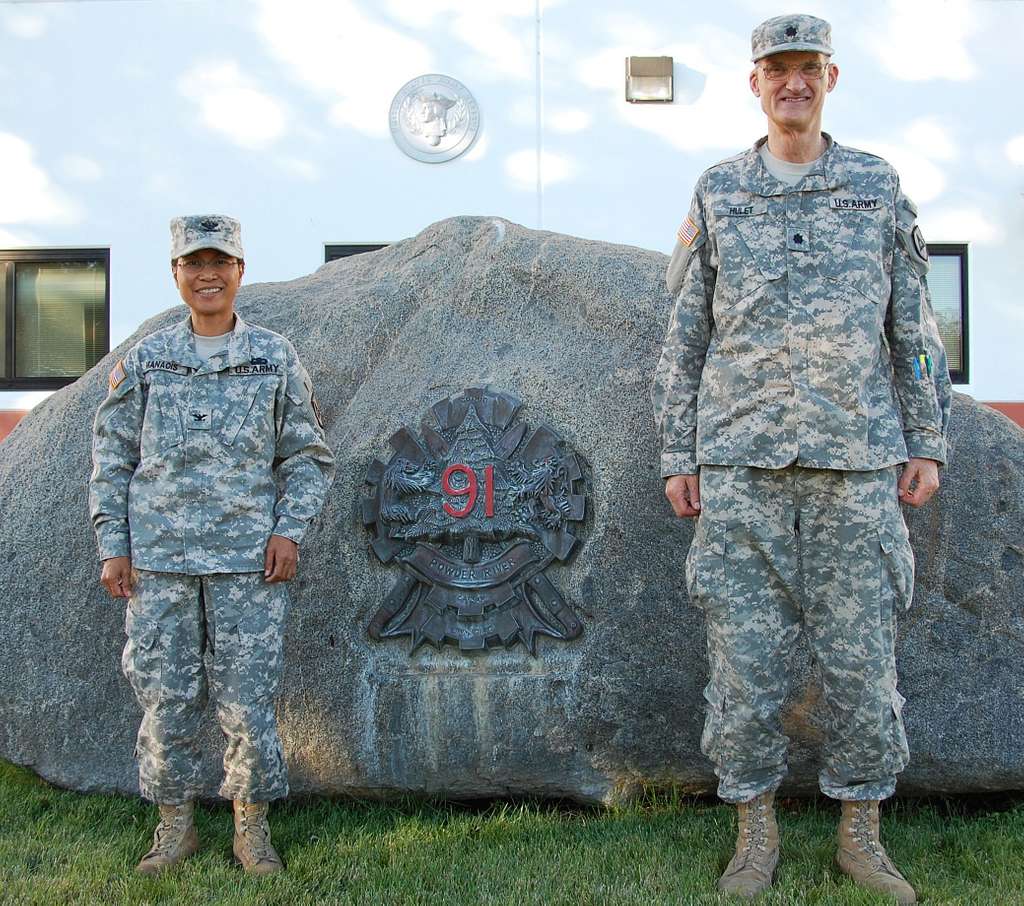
651, 15, 951, 903
89, 215, 335, 876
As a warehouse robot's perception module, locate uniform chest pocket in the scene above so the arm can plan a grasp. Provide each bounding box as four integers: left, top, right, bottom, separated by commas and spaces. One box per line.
220, 377, 277, 450
712, 201, 785, 305
821, 203, 890, 305
140, 382, 184, 458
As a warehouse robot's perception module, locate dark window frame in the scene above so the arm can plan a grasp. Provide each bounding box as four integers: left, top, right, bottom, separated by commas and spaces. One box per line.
0, 247, 111, 391
324, 242, 390, 263
926, 242, 969, 385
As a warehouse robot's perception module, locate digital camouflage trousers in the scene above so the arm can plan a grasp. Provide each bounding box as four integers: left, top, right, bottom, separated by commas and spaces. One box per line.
686, 464, 915, 803
122, 570, 289, 804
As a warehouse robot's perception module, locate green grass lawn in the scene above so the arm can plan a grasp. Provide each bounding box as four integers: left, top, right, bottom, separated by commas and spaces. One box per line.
1, 760, 1022, 905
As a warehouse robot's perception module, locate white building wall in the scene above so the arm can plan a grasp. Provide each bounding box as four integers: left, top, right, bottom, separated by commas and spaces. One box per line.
2, 0, 1022, 408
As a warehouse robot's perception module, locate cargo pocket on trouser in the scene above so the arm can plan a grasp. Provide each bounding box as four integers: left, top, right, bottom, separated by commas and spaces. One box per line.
881, 687, 911, 775
700, 677, 728, 765
214, 603, 289, 800
879, 521, 915, 611
685, 518, 728, 614
122, 620, 163, 710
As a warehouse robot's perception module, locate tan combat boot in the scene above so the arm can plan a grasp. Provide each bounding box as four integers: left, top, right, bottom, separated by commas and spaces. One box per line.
232, 800, 284, 875
136, 801, 200, 875
837, 799, 916, 904
717, 791, 780, 898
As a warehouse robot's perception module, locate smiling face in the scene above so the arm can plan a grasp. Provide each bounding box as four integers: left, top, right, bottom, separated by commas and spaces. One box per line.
172, 248, 244, 330
749, 51, 838, 135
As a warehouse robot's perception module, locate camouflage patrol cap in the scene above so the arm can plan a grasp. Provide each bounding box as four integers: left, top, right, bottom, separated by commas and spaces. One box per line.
170, 214, 244, 260
751, 14, 833, 61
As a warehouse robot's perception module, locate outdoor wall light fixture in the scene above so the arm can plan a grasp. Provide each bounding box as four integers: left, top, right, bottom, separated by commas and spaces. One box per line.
625, 56, 673, 102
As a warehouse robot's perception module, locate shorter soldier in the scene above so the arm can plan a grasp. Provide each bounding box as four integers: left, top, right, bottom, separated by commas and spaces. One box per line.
89, 215, 334, 875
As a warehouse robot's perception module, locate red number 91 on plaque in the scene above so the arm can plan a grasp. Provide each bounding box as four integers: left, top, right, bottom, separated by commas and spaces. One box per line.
441, 464, 495, 518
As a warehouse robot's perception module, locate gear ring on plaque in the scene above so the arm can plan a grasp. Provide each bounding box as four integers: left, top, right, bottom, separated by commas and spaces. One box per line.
363, 388, 586, 654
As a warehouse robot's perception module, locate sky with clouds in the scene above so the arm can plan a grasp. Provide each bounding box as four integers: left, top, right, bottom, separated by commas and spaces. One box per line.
1, 0, 1022, 407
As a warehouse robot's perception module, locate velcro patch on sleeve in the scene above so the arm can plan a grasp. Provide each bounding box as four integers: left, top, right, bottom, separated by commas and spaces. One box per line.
676, 216, 701, 248
109, 359, 127, 390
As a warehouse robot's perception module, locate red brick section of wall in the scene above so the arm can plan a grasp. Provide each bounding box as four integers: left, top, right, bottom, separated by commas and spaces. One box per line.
0, 410, 27, 442
986, 403, 1024, 429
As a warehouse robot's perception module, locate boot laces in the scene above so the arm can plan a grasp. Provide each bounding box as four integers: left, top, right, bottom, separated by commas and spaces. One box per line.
238, 807, 275, 862
850, 805, 896, 872
738, 799, 769, 862
150, 812, 189, 857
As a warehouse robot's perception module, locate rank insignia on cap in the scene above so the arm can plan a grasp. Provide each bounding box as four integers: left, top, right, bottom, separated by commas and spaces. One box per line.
677, 216, 701, 247
109, 359, 127, 390
785, 25, 797, 37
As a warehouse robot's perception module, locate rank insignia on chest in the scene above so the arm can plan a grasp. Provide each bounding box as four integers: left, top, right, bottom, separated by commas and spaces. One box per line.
109, 360, 127, 390
676, 216, 701, 247
187, 407, 212, 430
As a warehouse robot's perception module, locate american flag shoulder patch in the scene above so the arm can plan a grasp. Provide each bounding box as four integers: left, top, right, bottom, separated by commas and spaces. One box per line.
677, 216, 700, 247
109, 359, 127, 390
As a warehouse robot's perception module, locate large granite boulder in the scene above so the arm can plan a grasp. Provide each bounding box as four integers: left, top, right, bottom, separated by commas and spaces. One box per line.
0, 216, 1021, 802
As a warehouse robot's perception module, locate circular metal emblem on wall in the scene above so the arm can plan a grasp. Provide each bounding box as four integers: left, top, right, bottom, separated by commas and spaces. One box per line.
389, 74, 481, 164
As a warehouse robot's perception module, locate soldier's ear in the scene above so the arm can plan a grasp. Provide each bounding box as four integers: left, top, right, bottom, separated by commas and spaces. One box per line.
826, 62, 839, 92
238, 259, 245, 280
749, 68, 761, 97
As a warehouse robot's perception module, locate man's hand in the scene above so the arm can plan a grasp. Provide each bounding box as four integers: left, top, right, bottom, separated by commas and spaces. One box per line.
264, 534, 299, 582
898, 457, 940, 508
665, 474, 701, 518
100, 556, 134, 598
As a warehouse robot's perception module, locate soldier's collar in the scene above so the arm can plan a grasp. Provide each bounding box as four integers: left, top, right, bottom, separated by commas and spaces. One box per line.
224, 314, 252, 368
749, 132, 847, 195
165, 315, 204, 370
164, 313, 252, 371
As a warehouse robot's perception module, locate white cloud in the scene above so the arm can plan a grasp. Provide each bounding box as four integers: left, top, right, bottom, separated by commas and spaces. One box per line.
60, 154, 103, 183
904, 118, 957, 162
2, 12, 46, 39
575, 24, 764, 153
449, 9, 534, 81
1006, 135, 1024, 166
178, 61, 288, 149
0, 133, 79, 225
256, 0, 432, 138
505, 149, 575, 190
866, 0, 978, 82
923, 207, 998, 243
547, 108, 592, 134
846, 139, 946, 203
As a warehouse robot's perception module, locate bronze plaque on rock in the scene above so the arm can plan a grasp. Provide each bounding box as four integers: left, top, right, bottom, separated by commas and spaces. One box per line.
363, 389, 586, 654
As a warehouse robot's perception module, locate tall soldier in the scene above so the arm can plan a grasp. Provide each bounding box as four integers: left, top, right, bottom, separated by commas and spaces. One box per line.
90, 216, 335, 876
651, 15, 950, 903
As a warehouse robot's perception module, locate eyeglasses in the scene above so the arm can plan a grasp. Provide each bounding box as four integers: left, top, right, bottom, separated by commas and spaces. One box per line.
760, 61, 829, 81
175, 256, 240, 273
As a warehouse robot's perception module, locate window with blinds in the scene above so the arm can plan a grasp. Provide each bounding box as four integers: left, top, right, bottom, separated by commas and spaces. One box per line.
925, 243, 969, 384
1, 249, 109, 390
